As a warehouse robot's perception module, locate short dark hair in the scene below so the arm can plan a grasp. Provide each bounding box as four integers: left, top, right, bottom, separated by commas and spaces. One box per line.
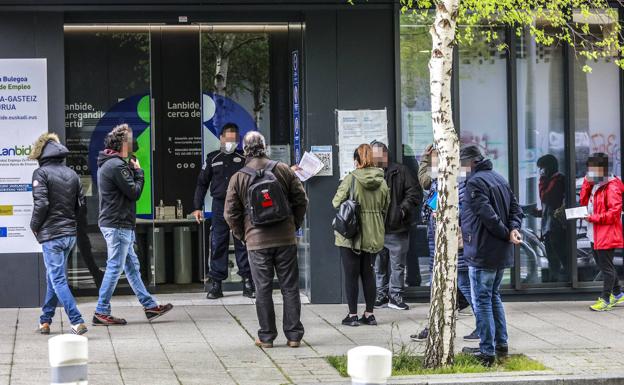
460, 145, 484, 162
537, 154, 558, 171
104, 124, 131, 152
370, 140, 388, 152
221, 122, 239, 136
587, 152, 610, 173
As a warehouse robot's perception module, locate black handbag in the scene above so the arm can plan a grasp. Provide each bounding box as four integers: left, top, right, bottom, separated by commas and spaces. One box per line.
332, 174, 360, 239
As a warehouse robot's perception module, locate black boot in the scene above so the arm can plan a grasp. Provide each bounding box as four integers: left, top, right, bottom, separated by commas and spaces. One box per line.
207, 280, 223, 299
242, 277, 256, 299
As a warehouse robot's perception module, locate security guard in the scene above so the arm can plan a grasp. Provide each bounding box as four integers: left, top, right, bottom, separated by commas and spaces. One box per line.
193, 123, 255, 299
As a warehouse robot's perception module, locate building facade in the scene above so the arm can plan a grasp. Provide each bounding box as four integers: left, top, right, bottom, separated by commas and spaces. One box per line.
0, 0, 620, 307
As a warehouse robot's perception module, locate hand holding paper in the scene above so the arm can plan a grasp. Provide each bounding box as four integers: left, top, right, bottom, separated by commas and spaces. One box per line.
294, 152, 324, 182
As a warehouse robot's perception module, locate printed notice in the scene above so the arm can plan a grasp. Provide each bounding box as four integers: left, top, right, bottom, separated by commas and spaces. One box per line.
0, 59, 48, 253
565, 206, 588, 220
336, 109, 388, 179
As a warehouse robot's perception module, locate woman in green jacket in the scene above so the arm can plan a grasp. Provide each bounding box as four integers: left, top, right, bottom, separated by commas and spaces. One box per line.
333, 144, 390, 326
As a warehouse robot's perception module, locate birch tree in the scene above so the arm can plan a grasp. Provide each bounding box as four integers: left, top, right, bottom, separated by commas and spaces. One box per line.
398, 0, 624, 368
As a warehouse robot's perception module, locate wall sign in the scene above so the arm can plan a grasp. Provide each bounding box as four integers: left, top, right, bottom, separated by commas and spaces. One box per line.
292, 50, 301, 164
0, 59, 48, 253
336, 109, 388, 179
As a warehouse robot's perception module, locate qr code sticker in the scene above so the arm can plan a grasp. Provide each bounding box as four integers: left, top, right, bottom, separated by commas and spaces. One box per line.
311, 146, 332, 176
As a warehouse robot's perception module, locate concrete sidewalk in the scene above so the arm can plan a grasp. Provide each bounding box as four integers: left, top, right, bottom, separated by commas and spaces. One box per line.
1, 293, 623, 385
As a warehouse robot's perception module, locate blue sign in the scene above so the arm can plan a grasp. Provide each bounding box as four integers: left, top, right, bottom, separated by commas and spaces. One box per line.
292, 50, 301, 164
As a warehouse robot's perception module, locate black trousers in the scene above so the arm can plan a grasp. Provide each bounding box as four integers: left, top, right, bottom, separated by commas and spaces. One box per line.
594, 248, 622, 301
340, 247, 376, 314
76, 206, 103, 288
247, 245, 304, 343
209, 199, 250, 282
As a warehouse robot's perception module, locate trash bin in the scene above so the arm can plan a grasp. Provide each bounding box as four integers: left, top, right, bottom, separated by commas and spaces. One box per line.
174, 226, 192, 284
153, 227, 166, 284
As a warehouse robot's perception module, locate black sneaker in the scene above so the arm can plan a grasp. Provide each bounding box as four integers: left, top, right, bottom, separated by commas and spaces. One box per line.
388, 297, 409, 310
207, 280, 223, 299
242, 278, 256, 299
358, 314, 377, 326
410, 327, 428, 341
341, 315, 359, 327
461, 347, 495, 367
496, 344, 509, 357
374, 296, 389, 309
145, 303, 174, 321
92, 313, 127, 326
463, 329, 479, 341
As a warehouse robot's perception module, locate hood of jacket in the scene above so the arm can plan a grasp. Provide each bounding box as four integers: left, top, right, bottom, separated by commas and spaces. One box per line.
469, 158, 493, 177
30, 132, 66, 163
97, 149, 123, 167
352, 167, 385, 190
38, 140, 69, 166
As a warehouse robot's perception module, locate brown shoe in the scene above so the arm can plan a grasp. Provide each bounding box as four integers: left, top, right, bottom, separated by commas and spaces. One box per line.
287, 340, 301, 348
255, 339, 273, 348
39, 323, 50, 335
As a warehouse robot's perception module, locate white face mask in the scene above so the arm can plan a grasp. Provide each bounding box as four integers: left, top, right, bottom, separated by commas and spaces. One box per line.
223, 142, 237, 154
430, 167, 439, 179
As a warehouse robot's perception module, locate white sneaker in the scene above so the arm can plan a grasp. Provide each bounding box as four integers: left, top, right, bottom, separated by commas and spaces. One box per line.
71, 323, 88, 335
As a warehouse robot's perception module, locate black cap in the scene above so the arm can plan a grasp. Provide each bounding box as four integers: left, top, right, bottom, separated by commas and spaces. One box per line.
460, 145, 484, 161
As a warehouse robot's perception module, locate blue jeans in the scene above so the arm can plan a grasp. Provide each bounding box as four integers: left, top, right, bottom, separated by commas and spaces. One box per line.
469, 267, 508, 356
96, 228, 157, 315
40, 236, 84, 325
457, 269, 472, 308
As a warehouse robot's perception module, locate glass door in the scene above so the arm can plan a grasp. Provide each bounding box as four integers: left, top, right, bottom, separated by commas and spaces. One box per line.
64, 24, 155, 293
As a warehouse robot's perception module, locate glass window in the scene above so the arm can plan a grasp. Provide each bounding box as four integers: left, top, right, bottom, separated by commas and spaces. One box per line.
400, 12, 434, 288
517, 29, 569, 284
575, 57, 622, 283
64, 27, 152, 290
459, 28, 509, 179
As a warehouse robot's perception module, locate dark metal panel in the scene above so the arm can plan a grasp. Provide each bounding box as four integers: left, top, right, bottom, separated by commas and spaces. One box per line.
304, 10, 341, 303
0, 12, 65, 307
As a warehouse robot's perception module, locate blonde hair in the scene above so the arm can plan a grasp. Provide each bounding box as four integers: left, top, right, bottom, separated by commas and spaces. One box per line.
354, 144, 374, 169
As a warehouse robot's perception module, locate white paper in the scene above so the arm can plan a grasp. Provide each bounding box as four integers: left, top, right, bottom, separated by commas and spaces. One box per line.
565, 206, 588, 220
295, 151, 324, 182
336, 109, 388, 179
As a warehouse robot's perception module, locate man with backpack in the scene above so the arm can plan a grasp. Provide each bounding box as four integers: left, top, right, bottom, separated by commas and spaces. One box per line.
225, 131, 308, 348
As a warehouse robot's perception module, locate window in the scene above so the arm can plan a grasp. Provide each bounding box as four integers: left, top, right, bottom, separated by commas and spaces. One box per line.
517, 29, 568, 284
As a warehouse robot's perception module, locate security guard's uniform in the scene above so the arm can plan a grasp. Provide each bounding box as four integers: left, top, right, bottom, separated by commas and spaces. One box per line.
193, 149, 250, 284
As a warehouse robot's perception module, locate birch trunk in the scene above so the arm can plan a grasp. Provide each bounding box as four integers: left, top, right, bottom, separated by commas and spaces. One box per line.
424, 0, 461, 369
214, 34, 236, 96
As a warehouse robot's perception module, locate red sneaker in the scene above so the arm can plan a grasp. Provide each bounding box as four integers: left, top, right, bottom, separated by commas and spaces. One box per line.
92, 313, 127, 326
145, 303, 173, 321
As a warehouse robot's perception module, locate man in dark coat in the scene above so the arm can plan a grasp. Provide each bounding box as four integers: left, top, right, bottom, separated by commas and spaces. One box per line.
193, 122, 255, 299
371, 141, 422, 310
460, 145, 523, 366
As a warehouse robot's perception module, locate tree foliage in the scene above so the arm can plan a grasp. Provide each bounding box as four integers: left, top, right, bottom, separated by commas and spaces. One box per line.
401, 0, 624, 72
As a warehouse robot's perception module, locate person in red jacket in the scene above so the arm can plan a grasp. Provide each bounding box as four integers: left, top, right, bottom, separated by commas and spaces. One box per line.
580, 152, 624, 311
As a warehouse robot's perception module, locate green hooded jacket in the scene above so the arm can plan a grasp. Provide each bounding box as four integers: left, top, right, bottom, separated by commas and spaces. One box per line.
332, 167, 390, 253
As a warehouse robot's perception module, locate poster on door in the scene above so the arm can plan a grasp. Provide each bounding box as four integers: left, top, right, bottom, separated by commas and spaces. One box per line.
0, 59, 48, 253
336, 109, 388, 179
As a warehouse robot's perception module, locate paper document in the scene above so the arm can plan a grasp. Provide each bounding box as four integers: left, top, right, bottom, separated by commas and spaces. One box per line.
295, 151, 324, 182
565, 206, 588, 220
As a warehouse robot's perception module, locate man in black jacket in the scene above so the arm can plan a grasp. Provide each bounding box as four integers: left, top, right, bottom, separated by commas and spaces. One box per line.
371, 141, 422, 310
30, 133, 87, 335
94, 124, 172, 326
459, 145, 523, 366
192, 123, 254, 299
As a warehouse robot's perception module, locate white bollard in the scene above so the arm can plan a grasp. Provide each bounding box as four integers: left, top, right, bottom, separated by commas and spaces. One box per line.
48, 334, 88, 385
347, 345, 392, 385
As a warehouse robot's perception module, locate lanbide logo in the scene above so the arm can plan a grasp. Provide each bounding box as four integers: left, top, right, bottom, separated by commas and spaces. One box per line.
0, 145, 32, 157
